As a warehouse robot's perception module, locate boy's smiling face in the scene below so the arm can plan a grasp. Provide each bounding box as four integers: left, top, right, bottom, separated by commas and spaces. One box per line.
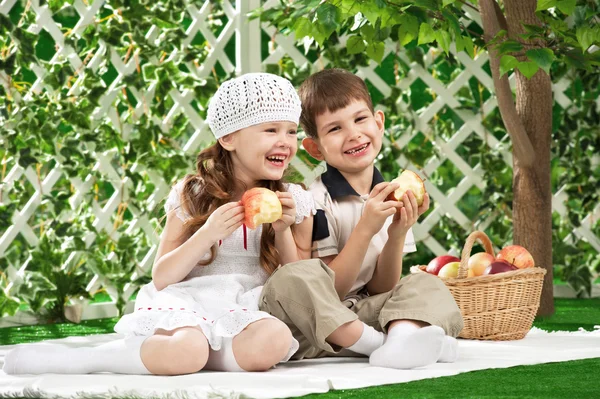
303, 100, 385, 174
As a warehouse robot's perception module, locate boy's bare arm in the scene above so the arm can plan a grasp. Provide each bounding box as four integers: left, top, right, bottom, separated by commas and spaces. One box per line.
368, 233, 406, 295
367, 191, 430, 295
321, 221, 377, 299
321, 182, 401, 299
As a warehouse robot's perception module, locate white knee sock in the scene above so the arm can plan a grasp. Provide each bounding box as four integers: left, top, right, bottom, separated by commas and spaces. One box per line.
369, 324, 444, 369
2, 336, 151, 375
438, 336, 458, 363
204, 336, 244, 372
346, 323, 386, 356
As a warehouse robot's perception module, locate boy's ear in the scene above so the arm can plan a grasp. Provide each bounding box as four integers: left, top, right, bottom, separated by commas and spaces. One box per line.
374, 110, 385, 135
302, 137, 324, 161
218, 134, 236, 152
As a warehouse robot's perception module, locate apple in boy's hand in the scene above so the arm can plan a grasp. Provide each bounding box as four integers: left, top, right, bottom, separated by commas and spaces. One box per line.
241, 188, 282, 229
468, 252, 495, 277
388, 170, 426, 206
483, 260, 518, 275
497, 245, 535, 269
426, 255, 460, 275
438, 261, 460, 278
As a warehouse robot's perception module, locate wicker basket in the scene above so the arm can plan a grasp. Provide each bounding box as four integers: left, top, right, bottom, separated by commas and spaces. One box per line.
411, 231, 546, 341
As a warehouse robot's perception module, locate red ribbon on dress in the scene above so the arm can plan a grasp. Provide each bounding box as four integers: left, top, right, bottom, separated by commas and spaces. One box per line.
243, 224, 248, 250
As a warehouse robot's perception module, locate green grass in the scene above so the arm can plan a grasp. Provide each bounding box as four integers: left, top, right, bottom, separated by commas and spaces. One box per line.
1, 298, 599, 399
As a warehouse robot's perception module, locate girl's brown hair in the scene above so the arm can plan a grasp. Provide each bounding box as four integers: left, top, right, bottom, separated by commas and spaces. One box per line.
176, 141, 286, 275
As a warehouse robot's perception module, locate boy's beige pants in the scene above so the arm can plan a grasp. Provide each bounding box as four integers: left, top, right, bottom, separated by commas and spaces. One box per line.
259, 259, 464, 360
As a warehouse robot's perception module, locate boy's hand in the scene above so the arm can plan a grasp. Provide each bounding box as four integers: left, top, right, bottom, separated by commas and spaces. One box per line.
358, 182, 402, 237
388, 190, 430, 239
200, 201, 245, 242
272, 191, 296, 232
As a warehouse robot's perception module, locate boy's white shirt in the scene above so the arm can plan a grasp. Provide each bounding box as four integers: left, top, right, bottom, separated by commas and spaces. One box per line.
309, 173, 416, 301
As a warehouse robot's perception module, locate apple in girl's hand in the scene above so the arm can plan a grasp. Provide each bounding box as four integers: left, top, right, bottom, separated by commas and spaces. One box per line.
438, 261, 460, 278
241, 188, 282, 229
426, 255, 460, 275
497, 245, 535, 269
388, 170, 426, 206
483, 260, 518, 275
468, 252, 495, 277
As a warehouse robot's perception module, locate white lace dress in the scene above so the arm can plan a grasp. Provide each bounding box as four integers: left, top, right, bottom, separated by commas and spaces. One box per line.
114, 182, 316, 360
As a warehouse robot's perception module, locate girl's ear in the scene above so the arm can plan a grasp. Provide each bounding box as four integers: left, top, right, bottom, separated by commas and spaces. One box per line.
218, 133, 236, 152
302, 137, 324, 161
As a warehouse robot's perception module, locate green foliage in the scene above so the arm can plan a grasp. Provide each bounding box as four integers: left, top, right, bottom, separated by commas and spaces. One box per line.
258, 1, 600, 295
0, 0, 235, 321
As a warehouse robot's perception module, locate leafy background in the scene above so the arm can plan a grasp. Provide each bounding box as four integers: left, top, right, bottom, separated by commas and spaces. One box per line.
0, 0, 598, 324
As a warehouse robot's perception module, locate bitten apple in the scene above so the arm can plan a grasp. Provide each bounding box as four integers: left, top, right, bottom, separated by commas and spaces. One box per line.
241, 188, 282, 229
438, 261, 460, 278
497, 245, 535, 269
467, 252, 495, 277
426, 255, 460, 275
389, 170, 426, 206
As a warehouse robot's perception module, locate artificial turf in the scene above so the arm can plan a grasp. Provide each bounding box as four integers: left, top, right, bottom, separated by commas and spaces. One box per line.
0, 298, 598, 399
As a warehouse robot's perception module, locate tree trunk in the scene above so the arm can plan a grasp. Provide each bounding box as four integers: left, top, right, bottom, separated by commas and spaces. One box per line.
504, 0, 555, 316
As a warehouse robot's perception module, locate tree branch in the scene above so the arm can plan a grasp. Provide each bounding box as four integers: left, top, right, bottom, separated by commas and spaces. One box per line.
479, 0, 535, 168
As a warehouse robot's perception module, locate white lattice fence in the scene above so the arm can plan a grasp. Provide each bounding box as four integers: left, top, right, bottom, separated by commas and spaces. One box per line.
1, 0, 599, 326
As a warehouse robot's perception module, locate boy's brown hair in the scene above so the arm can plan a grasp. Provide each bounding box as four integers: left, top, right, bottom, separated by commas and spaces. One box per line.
298, 68, 374, 139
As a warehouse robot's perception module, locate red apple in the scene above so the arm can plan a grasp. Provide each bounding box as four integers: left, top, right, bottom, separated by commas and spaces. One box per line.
467, 252, 495, 277
497, 245, 535, 269
426, 255, 460, 275
388, 170, 426, 206
241, 188, 282, 229
438, 261, 461, 278
483, 260, 518, 275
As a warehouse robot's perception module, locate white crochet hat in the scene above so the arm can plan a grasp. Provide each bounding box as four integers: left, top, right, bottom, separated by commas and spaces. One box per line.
207, 73, 302, 139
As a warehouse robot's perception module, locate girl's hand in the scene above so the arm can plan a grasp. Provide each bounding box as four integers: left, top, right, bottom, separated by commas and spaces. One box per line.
388, 191, 430, 239
272, 191, 296, 233
199, 202, 245, 243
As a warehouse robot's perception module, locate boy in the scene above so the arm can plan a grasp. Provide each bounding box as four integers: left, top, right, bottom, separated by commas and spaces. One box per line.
259, 69, 463, 369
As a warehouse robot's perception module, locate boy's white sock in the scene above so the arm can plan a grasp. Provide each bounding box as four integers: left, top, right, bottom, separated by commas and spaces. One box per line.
204, 336, 245, 372
3, 336, 151, 375
346, 323, 386, 356
438, 336, 458, 363
369, 324, 444, 369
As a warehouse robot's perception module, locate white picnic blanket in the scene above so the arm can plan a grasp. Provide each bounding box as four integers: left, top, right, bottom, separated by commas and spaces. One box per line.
1, 327, 599, 399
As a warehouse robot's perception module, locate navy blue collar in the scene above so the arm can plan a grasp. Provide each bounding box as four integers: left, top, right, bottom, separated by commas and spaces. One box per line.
321, 164, 385, 199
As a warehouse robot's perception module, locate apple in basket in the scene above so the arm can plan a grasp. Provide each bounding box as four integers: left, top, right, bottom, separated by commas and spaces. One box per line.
497, 245, 535, 269
241, 188, 282, 229
426, 255, 460, 275
388, 170, 426, 206
483, 260, 518, 275
467, 252, 495, 277
438, 262, 461, 278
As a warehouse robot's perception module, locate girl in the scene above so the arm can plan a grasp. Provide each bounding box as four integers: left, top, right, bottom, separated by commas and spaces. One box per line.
3, 73, 315, 375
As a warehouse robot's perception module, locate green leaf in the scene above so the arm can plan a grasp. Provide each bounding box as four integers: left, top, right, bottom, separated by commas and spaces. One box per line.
499, 55, 519, 77
366, 42, 385, 63
414, 0, 440, 10
516, 61, 539, 79
418, 23, 436, 45
456, 35, 475, 58
361, 23, 376, 40
497, 40, 523, 54
556, 0, 576, 15
442, 0, 456, 6
435, 30, 451, 55
576, 26, 595, 51
346, 35, 366, 54
536, 0, 556, 11
316, 3, 341, 35
397, 15, 419, 46
526, 48, 555, 73
0, 13, 13, 33
293, 17, 314, 41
